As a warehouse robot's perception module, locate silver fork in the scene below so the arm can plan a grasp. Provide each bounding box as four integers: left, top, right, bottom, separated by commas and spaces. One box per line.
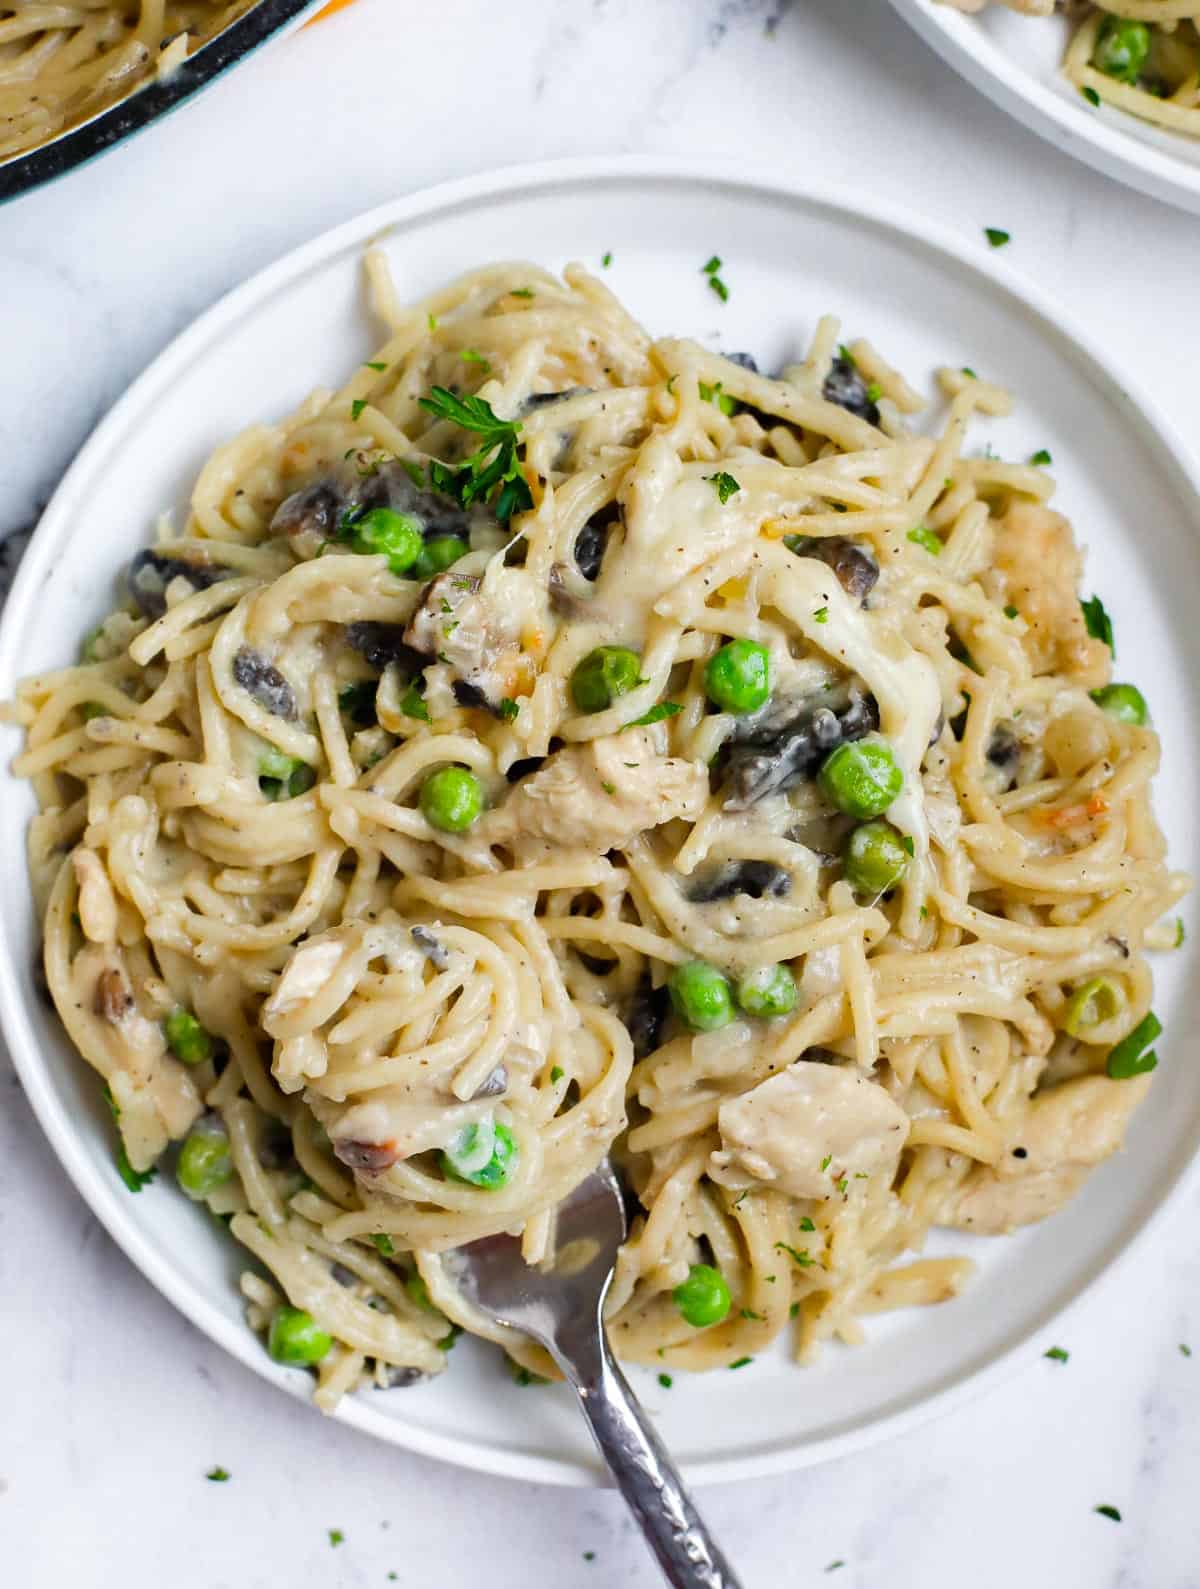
444, 1163, 744, 1589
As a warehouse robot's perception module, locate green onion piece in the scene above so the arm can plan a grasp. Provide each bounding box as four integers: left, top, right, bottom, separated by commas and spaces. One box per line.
1106, 1011, 1162, 1078
1061, 976, 1125, 1037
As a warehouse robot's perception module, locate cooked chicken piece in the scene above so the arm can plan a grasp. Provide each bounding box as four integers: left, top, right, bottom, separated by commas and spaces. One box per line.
76, 944, 203, 1170
709, 1059, 909, 1199
403, 570, 534, 709
985, 501, 1109, 679
488, 730, 707, 852
941, 1072, 1151, 1234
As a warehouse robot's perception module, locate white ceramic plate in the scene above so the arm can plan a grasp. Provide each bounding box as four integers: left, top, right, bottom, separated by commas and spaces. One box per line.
889, 0, 1200, 214
3, 157, 1200, 1487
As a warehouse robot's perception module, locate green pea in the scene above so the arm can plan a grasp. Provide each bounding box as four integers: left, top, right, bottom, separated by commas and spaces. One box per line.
1090, 683, 1147, 725
1061, 976, 1125, 1037
818, 736, 903, 820
1092, 15, 1151, 83
440, 1119, 518, 1189
412, 536, 469, 578
844, 819, 911, 895
349, 507, 424, 574
570, 646, 643, 714
176, 1119, 232, 1200
704, 639, 770, 715
673, 1263, 732, 1328
268, 1305, 333, 1366
668, 960, 734, 1033
164, 1007, 214, 1066
419, 765, 483, 832
735, 963, 797, 1018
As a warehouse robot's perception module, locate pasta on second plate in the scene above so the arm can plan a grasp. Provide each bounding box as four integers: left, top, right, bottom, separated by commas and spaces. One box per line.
11, 255, 1186, 1405
945, 1, 1200, 138
0, 2, 258, 162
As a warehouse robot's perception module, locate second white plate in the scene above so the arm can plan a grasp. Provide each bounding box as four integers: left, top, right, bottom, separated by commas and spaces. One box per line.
3, 156, 1200, 1485
890, 0, 1200, 214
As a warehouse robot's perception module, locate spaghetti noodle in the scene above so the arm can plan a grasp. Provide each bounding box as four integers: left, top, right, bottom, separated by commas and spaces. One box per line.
11, 256, 1186, 1403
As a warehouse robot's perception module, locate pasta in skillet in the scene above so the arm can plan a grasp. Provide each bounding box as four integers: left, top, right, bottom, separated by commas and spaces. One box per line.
944, 2, 1200, 137
11, 254, 1187, 1404
0, 2, 258, 162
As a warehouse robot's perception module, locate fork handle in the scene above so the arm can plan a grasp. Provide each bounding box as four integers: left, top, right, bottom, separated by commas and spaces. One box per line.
552, 1331, 744, 1589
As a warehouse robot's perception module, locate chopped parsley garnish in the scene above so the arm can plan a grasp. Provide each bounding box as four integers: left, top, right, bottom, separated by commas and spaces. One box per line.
1082, 85, 1101, 106
1044, 1345, 1069, 1363
741, 1307, 764, 1321
813, 606, 829, 624
728, 1356, 753, 1370
497, 697, 520, 722
799, 1216, 816, 1232
1181, 1343, 1192, 1357
550, 1065, 564, 1083
865, 381, 883, 404
1094, 1505, 1121, 1522
825, 1565, 846, 1576
426, 313, 438, 332
1030, 448, 1053, 466
907, 524, 942, 556
509, 287, 534, 298
1080, 594, 1113, 654
459, 348, 491, 371
350, 398, 368, 422
701, 254, 730, 302
984, 227, 1011, 248
707, 471, 741, 503
775, 1242, 813, 1267
789, 1302, 800, 1318
600, 780, 616, 795
418, 387, 532, 522
601, 251, 613, 268
371, 1234, 396, 1257
1176, 919, 1186, 948
961, 366, 977, 380
205, 1467, 230, 1482
116, 1145, 155, 1193
328, 1529, 345, 1547
1004, 604, 1019, 620
400, 682, 430, 722
624, 701, 682, 729
820, 1153, 832, 1172
900, 835, 915, 856
1107, 1010, 1161, 1078
698, 379, 737, 416
582, 1551, 596, 1563
364, 360, 387, 372
658, 1372, 673, 1388
836, 1176, 849, 1197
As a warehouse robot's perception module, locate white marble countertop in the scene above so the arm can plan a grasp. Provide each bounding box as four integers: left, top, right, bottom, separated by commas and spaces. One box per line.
3, 2, 1200, 1585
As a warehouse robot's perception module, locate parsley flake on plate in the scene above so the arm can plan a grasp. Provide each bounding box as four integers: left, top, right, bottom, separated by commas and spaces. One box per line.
1094, 1505, 1121, 1523
205, 1467, 230, 1482
707, 471, 740, 503
985, 227, 1011, 248
1080, 594, 1114, 654
1044, 1346, 1069, 1363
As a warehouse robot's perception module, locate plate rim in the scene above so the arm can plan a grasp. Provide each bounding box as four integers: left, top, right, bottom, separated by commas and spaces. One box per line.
3, 153, 1200, 1488
887, 0, 1200, 214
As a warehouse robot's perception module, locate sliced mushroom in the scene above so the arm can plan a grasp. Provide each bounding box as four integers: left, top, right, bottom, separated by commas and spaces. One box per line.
232, 647, 298, 721
626, 976, 669, 1060
93, 967, 133, 1022
784, 535, 879, 603
345, 622, 427, 674
822, 354, 880, 425
687, 860, 792, 904
411, 925, 449, 970
723, 687, 879, 809
127, 549, 230, 619
332, 1138, 401, 1174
